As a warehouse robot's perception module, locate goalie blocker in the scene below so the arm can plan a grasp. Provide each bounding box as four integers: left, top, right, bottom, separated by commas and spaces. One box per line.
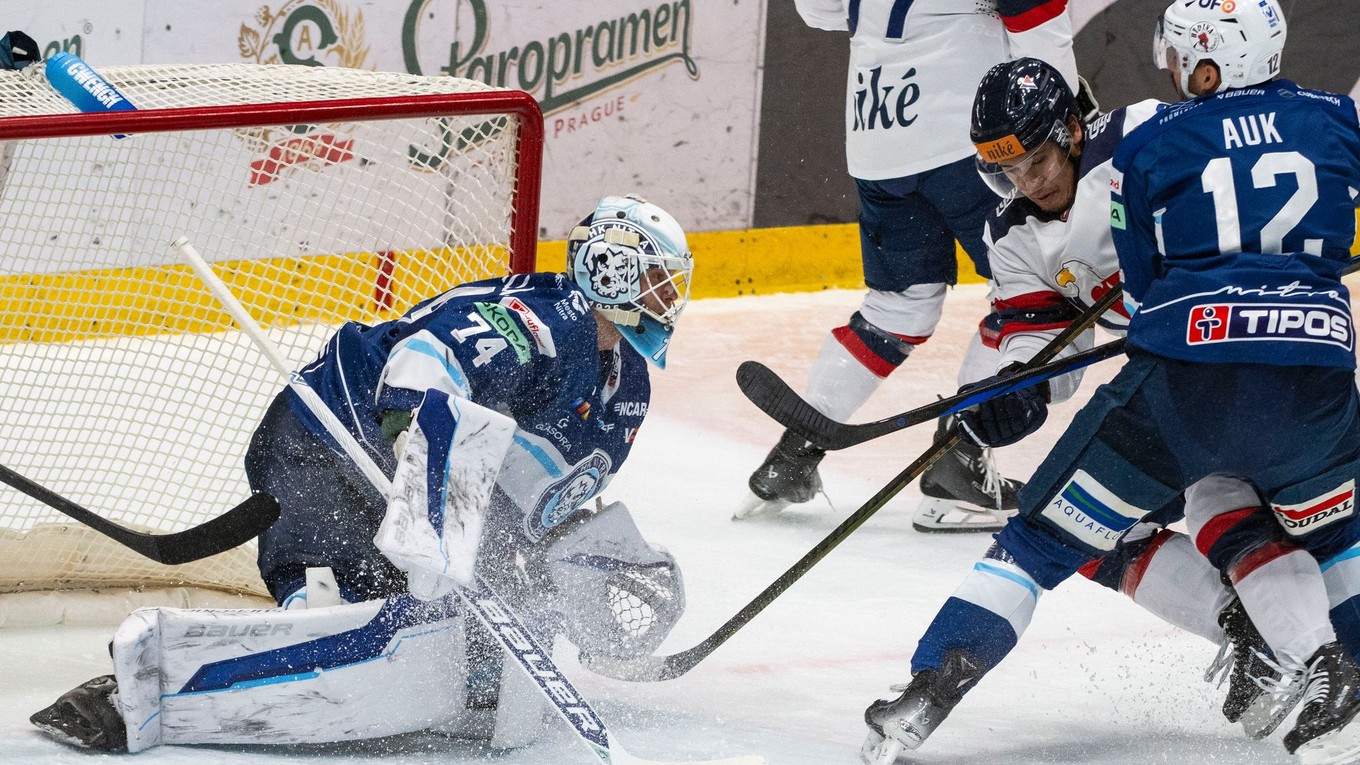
31, 501, 685, 752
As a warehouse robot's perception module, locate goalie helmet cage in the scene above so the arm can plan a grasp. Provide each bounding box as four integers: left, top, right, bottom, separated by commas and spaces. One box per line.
0, 63, 543, 601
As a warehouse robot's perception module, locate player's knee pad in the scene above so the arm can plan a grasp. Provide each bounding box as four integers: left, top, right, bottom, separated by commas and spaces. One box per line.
829, 311, 927, 378
542, 500, 685, 662
859, 283, 947, 339
1184, 475, 1281, 574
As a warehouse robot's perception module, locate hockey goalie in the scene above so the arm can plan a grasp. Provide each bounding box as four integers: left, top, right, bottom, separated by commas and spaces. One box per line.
28, 194, 694, 753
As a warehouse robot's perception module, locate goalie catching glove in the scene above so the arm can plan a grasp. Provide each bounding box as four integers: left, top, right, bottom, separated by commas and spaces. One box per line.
955, 363, 1050, 448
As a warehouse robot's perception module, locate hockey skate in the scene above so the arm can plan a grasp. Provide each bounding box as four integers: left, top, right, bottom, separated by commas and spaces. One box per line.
1283, 642, 1360, 764
912, 416, 1023, 532
860, 650, 982, 764
734, 429, 825, 520
1207, 598, 1305, 739
30, 674, 127, 751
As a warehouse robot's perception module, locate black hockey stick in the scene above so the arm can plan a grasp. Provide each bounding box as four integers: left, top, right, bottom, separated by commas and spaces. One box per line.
586, 288, 1127, 683
741, 254, 1360, 451
0, 462, 279, 565
738, 337, 1127, 450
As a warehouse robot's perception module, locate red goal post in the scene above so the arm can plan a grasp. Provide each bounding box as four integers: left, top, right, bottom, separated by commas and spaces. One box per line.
0, 63, 543, 605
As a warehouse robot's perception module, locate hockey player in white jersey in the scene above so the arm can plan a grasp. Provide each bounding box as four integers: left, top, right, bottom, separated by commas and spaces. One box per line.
737, 0, 1083, 530
862, 2, 1360, 762
29, 195, 694, 753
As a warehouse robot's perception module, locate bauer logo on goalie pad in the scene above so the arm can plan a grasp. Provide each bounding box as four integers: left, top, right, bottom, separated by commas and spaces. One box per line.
1186, 302, 1353, 350
1040, 470, 1148, 551
1273, 481, 1355, 535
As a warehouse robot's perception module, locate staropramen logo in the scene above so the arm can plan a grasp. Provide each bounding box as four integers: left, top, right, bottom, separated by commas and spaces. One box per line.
238, 0, 369, 68
401, 0, 697, 116
236, 2, 372, 185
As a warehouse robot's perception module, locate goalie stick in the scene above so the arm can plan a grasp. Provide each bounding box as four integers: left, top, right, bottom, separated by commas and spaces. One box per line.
585, 286, 1126, 683
0, 462, 279, 565
173, 237, 764, 765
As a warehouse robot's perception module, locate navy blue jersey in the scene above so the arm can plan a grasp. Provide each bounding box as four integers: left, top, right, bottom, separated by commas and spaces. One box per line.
1111, 80, 1360, 368
288, 271, 651, 542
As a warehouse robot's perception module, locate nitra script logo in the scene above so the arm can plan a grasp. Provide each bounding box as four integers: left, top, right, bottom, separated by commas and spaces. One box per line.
1274, 481, 1355, 536
530, 451, 612, 540
1186, 303, 1353, 351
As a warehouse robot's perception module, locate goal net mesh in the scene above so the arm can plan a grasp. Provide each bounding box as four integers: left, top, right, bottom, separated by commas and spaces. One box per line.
0, 62, 541, 600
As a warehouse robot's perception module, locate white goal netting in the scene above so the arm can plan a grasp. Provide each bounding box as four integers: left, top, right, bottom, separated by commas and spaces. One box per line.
0, 62, 542, 602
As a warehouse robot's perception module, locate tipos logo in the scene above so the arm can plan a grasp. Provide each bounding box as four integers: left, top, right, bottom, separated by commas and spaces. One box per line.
1274, 482, 1355, 535
237, 1, 369, 186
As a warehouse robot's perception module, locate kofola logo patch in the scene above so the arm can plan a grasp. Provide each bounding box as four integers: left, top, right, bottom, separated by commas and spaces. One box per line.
1274, 481, 1355, 536
1186, 302, 1353, 350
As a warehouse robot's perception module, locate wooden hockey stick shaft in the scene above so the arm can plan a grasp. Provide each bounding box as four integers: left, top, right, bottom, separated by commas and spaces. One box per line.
0, 462, 278, 565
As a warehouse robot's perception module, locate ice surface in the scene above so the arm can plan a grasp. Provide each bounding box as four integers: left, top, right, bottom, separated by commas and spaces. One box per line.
0, 286, 1303, 764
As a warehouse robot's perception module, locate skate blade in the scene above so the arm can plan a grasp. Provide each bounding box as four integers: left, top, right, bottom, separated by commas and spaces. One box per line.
1296, 724, 1360, 765
733, 492, 789, 520
912, 498, 1012, 534
860, 728, 904, 765
1239, 682, 1306, 740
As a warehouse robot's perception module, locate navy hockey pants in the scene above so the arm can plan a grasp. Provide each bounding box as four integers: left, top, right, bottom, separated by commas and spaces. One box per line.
246, 393, 406, 605
855, 154, 996, 288
998, 351, 1360, 589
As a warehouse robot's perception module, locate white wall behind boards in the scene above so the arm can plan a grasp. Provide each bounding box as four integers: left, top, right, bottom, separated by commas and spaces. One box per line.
9, 0, 767, 237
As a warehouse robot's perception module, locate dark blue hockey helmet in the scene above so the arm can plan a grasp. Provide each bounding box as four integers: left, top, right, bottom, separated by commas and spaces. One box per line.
970, 58, 1081, 200
971, 57, 1079, 164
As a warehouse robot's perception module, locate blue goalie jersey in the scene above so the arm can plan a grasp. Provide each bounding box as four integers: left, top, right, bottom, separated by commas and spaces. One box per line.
288, 271, 651, 544
1111, 80, 1360, 368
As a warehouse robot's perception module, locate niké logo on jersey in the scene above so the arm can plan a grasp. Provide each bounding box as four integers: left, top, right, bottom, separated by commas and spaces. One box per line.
1186, 302, 1353, 350
852, 66, 919, 132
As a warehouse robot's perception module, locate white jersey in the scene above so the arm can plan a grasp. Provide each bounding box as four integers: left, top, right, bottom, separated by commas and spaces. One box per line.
981, 99, 1163, 401
795, 0, 1078, 180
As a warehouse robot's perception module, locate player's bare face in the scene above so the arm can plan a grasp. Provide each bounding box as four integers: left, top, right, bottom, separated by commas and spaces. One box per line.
639, 266, 681, 317
1000, 141, 1076, 213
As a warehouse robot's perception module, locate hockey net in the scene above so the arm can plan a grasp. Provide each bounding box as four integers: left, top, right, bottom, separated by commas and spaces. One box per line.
0, 63, 542, 608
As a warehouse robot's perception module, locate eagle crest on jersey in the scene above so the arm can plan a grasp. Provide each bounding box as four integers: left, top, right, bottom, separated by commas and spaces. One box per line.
568, 194, 693, 368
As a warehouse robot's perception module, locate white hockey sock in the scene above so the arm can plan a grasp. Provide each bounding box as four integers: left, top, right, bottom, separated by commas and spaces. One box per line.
803, 333, 886, 422
1233, 548, 1335, 662
1123, 531, 1233, 643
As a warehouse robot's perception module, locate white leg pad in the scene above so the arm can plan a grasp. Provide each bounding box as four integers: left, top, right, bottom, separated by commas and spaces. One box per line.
112, 597, 472, 752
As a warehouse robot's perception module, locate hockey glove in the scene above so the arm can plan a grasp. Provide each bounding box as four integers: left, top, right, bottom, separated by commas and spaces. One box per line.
955, 363, 1050, 448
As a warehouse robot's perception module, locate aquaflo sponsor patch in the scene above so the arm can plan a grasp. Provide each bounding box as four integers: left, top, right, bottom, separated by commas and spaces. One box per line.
1185, 302, 1353, 350
1040, 470, 1149, 551
1273, 481, 1356, 536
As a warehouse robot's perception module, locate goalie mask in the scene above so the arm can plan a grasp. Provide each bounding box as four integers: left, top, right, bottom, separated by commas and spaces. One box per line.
1154, 0, 1286, 96
568, 194, 692, 369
